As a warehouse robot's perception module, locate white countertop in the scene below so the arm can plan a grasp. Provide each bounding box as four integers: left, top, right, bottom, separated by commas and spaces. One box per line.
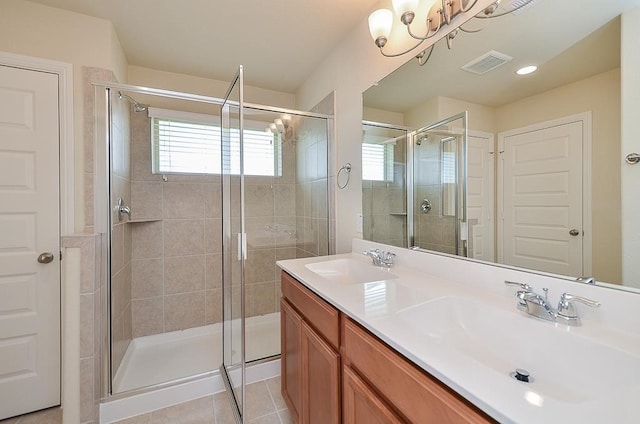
276, 239, 640, 424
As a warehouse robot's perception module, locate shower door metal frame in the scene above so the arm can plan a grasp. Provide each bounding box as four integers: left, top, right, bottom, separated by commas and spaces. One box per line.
220, 65, 246, 424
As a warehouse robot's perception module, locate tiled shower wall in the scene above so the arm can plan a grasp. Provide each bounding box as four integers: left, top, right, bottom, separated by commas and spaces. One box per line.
127, 111, 312, 338
128, 111, 224, 338
295, 114, 330, 258
110, 92, 133, 373
413, 136, 457, 254
362, 139, 407, 248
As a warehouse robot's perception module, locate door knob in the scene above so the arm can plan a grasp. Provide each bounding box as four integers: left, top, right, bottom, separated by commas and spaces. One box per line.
569, 229, 581, 236
625, 153, 640, 164
37, 252, 54, 264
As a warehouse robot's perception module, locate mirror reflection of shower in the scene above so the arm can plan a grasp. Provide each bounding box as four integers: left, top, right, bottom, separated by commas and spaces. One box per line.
100, 84, 331, 397
362, 112, 470, 256
361, 123, 409, 248
412, 113, 468, 257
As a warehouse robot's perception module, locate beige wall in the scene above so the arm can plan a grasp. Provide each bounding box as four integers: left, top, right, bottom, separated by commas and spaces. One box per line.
0, 0, 128, 232
363, 106, 405, 126
127, 65, 296, 110
496, 69, 621, 283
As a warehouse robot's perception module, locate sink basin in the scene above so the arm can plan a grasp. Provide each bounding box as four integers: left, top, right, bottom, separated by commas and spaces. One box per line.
396, 296, 640, 404
305, 258, 398, 285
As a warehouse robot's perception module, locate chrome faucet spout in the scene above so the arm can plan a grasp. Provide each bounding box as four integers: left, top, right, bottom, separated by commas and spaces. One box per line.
505, 281, 599, 326
364, 249, 396, 268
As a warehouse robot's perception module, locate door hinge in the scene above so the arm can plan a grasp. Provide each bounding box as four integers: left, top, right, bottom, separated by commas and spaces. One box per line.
60, 250, 63, 261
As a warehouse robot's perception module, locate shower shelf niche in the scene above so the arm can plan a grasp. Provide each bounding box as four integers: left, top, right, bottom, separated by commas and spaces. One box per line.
126, 219, 161, 224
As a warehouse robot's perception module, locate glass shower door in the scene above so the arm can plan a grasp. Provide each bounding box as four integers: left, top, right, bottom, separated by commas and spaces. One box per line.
220, 66, 246, 422
412, 112, 468, 256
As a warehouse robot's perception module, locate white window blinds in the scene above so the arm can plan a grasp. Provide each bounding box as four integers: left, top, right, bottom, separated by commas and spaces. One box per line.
362, 142, 394, 181
149, 107, 280, 176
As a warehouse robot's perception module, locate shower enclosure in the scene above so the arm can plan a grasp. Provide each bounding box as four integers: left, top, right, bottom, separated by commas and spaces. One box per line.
95, 76, 331, 417
362, 112, 468, 255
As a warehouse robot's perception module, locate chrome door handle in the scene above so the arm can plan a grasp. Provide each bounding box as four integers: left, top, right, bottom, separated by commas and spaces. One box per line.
625, 153, 640, 164
569, 229, 580, 236
37, 252, 54, 264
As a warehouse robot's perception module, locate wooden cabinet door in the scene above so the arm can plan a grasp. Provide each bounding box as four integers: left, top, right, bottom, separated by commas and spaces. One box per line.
281, 298, 303, 423
302, 320, 340, 424
343, 366, 404, 424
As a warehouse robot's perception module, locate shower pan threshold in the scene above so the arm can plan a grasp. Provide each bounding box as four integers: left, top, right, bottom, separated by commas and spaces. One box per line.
113, 312, 281, 393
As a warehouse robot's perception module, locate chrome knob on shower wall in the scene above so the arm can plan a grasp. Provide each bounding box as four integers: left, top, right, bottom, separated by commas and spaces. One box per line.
116, 197, 131, 222
625, 153, 640, 164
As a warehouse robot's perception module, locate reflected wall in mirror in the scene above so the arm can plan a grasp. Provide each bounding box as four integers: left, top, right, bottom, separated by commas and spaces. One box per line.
362, 0, 640, 289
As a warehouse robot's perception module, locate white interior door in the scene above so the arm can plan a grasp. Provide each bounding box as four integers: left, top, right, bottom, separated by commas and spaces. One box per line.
0, 64, 61, 419
499, 119, 583, 276
467, 131, 494, 261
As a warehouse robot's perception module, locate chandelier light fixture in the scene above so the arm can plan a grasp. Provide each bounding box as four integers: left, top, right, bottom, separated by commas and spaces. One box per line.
368, 0, 536, 66
266, 113, 295, 143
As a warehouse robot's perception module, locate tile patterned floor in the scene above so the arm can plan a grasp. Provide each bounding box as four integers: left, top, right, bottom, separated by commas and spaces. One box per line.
0, 377, 290, 424
114, 377, 292, 424
0, 407, 62, 424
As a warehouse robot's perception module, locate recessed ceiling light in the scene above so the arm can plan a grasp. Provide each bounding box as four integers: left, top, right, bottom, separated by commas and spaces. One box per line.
516, 65, 538, 75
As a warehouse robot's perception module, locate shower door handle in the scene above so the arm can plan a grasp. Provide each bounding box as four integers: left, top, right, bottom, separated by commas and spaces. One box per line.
237, 233, 247, 260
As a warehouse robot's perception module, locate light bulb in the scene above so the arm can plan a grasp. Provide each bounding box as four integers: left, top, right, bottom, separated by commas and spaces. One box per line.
516, 65, 538, 75
368, 9, 393, 48
281, 113, 292, 127
275, 118, 285, 133
392, 0, 418, 24
269, 123, 277, 133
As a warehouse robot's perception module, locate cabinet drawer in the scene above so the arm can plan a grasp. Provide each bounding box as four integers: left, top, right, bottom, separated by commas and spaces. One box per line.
281, 271, 340, 350
343, 318, 493, 424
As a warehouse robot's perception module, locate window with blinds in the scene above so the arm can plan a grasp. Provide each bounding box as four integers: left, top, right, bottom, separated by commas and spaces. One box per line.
362, 142, 394, 181
150, 108, 281, 176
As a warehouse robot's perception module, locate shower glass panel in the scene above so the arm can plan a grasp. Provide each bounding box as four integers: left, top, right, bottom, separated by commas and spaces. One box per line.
412, 112, 468, 256
97, 78, 331, 403
361, 123, 408, 248
221, 66, 246, 422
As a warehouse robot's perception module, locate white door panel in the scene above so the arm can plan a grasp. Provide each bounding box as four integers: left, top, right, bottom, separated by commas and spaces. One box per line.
500, 120, 583, 276
467, 132, 494, 261
0, 64, 60, 419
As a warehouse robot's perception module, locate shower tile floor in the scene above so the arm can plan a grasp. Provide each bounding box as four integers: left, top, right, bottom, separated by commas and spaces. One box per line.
113, 376, 292, 424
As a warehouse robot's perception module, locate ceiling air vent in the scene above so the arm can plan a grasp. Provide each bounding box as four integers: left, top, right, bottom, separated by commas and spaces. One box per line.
501, 0, 541, 15
460, 50, 513, 75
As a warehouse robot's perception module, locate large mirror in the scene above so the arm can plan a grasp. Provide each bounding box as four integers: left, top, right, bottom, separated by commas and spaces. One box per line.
362, 0, 640, 290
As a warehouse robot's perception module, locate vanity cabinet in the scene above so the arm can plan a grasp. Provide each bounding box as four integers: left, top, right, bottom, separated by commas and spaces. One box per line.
281, 271, 340, 424
281, 271, 493, 424
342, 318, 493, 423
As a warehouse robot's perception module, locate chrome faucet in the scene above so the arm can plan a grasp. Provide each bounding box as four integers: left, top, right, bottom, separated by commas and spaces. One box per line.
364, 249, 396, 268
505, 281, 600, 326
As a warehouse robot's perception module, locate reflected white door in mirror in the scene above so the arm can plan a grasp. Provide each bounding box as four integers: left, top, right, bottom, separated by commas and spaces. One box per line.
498, 113, 590, 278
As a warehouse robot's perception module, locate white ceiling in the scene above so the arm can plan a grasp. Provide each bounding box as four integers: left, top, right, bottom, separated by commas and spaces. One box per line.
27, 0, 381, 93
364, 0, 640, 112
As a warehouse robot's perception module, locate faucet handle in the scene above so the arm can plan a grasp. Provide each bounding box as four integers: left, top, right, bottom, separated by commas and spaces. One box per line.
504, 280, 532, 291
558, 293, 600, 316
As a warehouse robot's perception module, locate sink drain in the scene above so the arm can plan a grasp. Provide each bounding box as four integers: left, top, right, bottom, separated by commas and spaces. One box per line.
510, 368, 533, 383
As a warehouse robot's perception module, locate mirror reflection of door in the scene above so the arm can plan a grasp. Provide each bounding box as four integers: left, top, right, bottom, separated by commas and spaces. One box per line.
499, 113, 590, 277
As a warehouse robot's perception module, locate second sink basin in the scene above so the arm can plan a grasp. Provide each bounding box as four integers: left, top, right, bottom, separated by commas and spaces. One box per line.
305, 258, 398, 284
395, 296, 640, 404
